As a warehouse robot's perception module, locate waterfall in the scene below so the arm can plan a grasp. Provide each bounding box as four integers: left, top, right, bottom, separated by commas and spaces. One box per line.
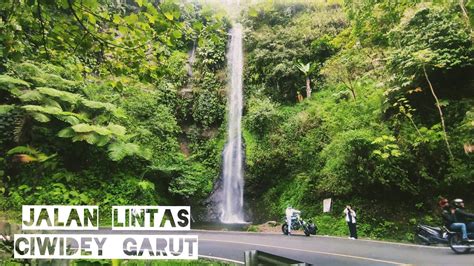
219, 23, 245, 223
187, 41, 196, 77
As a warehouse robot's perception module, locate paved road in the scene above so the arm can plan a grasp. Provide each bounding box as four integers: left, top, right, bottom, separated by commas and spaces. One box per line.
192, 230, 472, 265
83, 229, 473, 265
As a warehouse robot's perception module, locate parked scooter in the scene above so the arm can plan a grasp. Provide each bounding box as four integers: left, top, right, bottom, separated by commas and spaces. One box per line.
414, 224, 449, 245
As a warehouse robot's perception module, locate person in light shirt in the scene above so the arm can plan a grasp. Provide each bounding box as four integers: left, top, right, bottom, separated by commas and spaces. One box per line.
285, 206, 302, 235
344, 205, 357, 239
285, 206, 293, 235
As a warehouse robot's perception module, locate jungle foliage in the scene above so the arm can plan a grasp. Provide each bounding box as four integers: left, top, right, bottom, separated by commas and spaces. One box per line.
242, 0, 473, 240
0, 0, 473, 243
0, 0, 229, 217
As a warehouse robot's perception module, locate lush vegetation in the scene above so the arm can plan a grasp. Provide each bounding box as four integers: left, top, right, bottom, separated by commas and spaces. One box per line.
0, 0, 473, 248
0, 0, 229, 223
242, 0, 473, 241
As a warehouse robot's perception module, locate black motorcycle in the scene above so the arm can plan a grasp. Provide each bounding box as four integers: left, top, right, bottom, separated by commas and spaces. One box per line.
446, 228, 474, 254
414, 224, 448, 245
282, 216, 317, 236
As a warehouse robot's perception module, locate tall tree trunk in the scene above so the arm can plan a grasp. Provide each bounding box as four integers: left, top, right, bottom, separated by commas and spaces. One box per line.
348, 79, 357, 100
405, 113, 422, 138
349, 88, 356, 100
306, 77, 311, 98
459, 0, 472, 35
423, 66, 454, 160
37, 1, 50, 59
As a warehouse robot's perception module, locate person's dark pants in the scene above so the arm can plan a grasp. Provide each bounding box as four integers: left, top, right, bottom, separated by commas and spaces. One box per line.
348, 222, 357, 239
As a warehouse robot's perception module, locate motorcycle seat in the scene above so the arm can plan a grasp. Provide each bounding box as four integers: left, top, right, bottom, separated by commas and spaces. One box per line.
424, 225, 441, 231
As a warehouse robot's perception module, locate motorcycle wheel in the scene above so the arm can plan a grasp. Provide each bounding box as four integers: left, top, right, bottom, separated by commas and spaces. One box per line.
303, 227, 311, 237
282, 223, 289, 235
449, 234, 471, 254
414, 233, 431, 245
309, 223, 317, 235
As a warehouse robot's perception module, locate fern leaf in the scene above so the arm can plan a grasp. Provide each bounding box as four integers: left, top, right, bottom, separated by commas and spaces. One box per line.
71, 123, 111, 135
56, 115, 80, 125
140, 148, 152, 160
71, 132, 100, 145
81, 99, 116, 111
58, 111, 89, 122
107, 142, 140, 161
57, 127, 76, 138
31, 113, 51, 123
37, 87, 83, 104
7, 146, 39, 156
0, 75, 30, 88
113, 108, 128, 118
13, 62, 42, 79
0, 105, 15, 114
107, 142, 127, 161
22, 105, 62, 114
138, 180, 155, 191
7, 145, 56, 163
19, 90, 43, 102
95, 134, 111, 147
107, 123, 126, 136
42, 98, 62, 109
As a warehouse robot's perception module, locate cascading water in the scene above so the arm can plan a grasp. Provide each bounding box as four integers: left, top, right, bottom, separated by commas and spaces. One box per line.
187, 41, 196, 77
219, 23, 245, 223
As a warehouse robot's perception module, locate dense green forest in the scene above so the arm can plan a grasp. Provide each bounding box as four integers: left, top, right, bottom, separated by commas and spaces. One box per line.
0, 0, 473, 242
242, 0, 474, 239
0, 0, 230, 221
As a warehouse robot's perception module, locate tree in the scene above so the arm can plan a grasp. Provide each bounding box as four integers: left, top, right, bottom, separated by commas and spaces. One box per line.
388, 6, 473, 160
296, 62, 316, 98
0, 0, 233, 226
415, 49, 453, 159
321, 48, 369, 100
0, 0, 184, 79
244, 3, 345, 103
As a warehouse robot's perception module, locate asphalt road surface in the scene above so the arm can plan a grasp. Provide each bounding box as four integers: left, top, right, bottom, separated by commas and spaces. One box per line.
193, 230, 473, 265
80, 229, 473, 265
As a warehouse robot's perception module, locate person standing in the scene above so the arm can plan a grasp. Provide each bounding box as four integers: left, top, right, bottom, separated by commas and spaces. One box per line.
344, 205, 357, 239
285, 206, 293, 235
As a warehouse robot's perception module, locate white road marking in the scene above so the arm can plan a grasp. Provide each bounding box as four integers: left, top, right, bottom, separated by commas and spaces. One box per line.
191, 229, 450, 249
314, 235, 450, 249
200, 238, 405, 265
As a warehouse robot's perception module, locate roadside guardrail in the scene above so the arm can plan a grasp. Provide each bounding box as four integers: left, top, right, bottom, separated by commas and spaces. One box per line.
244, 250, 310, 265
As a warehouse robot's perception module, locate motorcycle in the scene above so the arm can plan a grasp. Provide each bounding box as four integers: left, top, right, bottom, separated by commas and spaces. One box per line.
281, 215, 317, 236
446, 228, 474, 254
415, 223, 474, 254
414, 224, 448, 245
